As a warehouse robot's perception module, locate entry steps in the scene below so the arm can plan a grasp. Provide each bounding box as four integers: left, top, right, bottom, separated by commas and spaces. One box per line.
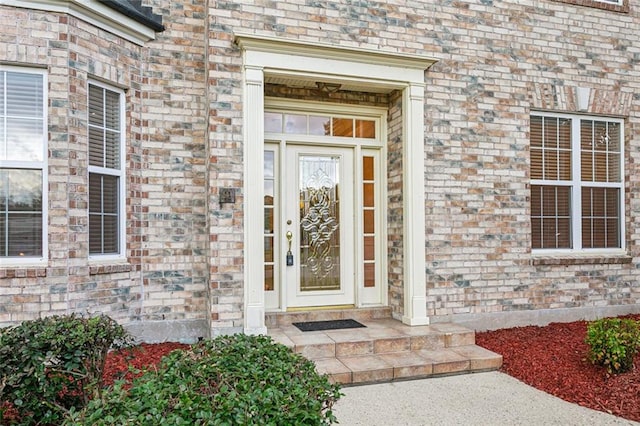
266, 308, 502, 385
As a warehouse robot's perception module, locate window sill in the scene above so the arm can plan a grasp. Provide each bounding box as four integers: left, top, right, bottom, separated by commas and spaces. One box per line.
89, 263, 132, 275
0, 267, 47, 278
531, 253, 632, 266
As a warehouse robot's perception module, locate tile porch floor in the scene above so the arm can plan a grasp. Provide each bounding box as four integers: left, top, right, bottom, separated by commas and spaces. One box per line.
266, 308, 503, 385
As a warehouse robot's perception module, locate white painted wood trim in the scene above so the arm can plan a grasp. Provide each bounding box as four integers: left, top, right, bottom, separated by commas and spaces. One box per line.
619, 121, 626, 252
263, 143, 280, 311
359, 147, 388, 307
235, 32, 437, 70
402, 84, 429, 326
265, 98, 388, 118
571, 117, 583, 250
238, 35, 436, 328
243, 65, 267, 335
4, 0, 157, 45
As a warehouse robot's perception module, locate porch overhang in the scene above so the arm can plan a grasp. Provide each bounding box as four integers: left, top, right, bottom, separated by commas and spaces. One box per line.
236, 33, 437, 334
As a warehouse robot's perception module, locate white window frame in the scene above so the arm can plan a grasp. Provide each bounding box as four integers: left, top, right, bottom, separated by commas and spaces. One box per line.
0, 66, 48, 266
87, 80, 126, 261
595, 0, 623, 5
531, 111, 625, 255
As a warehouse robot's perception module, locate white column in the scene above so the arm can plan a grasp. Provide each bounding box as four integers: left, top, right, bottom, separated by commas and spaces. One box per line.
243, 65, 267, 335
402, 83, 429, 326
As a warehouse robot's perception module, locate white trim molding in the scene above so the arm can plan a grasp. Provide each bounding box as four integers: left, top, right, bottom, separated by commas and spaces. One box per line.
243, 65, 267, 335
236, 33, 437, 332
3, 0, 158, 45
402, 83, 429, 326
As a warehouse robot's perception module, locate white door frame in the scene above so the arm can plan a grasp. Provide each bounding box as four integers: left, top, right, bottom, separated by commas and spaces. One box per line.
237, 33, 437, 334
264, 100, 389, 312
285, 144, 355, 308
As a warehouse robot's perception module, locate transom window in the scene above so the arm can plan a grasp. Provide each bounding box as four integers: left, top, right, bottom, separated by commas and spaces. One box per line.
0, 68, 47, 260
265, 111, 376, 139
530, 112, 624, 251
88, 82, 124, 256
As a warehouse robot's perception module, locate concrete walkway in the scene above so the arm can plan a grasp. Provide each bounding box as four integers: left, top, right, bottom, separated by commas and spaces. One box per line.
332, 371, 639, 425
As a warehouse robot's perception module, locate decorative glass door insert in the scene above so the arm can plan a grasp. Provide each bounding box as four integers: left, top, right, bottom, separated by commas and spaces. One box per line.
285, 145, 354, 308
299, 155, 341, 292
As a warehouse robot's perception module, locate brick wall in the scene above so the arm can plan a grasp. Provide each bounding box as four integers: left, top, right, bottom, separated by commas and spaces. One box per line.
201, 0, 640, 326
0, 4, 210, 340
1, 0, 639, 337
387, 91, 404, 319
136, 1, 209, 335
419, 0, 640, 325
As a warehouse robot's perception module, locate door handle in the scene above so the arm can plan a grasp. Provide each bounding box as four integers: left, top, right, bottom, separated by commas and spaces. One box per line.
285, 231, 294, 266
286, 231, 293, 251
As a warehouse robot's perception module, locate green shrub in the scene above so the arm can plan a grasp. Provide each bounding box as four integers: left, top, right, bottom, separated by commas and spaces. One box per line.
0, 314, 132, 425
585, 317, 640, 374
66, 334, 342, 426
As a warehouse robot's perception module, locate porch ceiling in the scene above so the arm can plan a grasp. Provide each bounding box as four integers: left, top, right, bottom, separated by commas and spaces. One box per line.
264, 75, 396, 94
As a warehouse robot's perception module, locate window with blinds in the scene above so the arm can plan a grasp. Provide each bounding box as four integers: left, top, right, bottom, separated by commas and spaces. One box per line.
88, 83, 123, 256
530, 113, 624, 251
0, 69, 46, 259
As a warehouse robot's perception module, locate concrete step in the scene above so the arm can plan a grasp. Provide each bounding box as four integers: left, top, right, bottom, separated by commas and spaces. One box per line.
267, 316, 502, 385
315, 345, 501, 384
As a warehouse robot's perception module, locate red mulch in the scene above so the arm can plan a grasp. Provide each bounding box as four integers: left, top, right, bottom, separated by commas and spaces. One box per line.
102, 342, 189, 386
476, 314, 640, 423
5, 320, 639, 423
0, 343, 190, 424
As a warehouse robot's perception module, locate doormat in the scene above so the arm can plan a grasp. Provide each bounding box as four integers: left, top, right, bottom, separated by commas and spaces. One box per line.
292, 319, 366, 332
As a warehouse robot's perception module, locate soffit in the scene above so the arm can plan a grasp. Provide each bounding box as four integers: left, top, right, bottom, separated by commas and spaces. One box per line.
264, 75, 396, 94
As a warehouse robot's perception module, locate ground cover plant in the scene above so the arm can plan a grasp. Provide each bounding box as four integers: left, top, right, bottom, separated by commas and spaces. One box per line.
2, 317, 340, 426
0, 314, 132, 425
66, 334, 341, 426
476, 314, 640, 422
9, 313, 637, 424
586, 317, 640, 374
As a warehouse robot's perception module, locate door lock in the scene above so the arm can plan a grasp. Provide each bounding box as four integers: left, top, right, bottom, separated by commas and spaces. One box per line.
285, 231, 294, 266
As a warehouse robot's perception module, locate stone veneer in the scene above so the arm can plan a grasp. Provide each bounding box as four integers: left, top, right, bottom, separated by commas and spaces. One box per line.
1, 0, 639, 341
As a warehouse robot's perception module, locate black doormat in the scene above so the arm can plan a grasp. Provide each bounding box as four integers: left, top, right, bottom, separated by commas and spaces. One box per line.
292, 319, 366, 332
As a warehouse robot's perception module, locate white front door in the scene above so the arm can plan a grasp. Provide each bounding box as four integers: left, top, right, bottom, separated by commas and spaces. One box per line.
262, 102, 387, 312
284, 145, 355, 308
